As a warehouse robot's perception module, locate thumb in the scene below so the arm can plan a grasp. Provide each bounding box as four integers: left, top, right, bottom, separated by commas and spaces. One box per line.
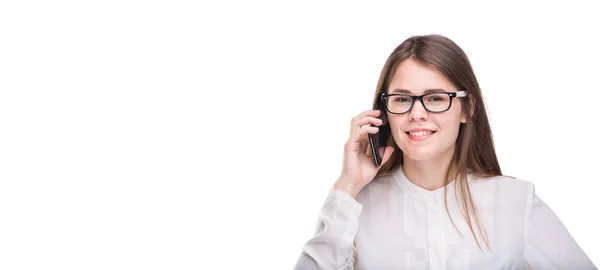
379, 146, 395, 166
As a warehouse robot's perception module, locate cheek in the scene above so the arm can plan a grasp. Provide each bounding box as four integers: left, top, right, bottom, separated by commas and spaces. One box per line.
454, 102, 467, 123
386, 120, 404, 147
431, 114, 462, 140
387, 117, 406, 136
439, 104, 465, 126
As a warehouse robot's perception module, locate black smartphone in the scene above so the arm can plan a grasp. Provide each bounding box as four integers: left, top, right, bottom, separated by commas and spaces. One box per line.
368, 105, 390, 167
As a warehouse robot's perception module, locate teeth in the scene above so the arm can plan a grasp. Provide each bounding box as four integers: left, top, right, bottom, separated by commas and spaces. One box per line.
409, 131, 434, 136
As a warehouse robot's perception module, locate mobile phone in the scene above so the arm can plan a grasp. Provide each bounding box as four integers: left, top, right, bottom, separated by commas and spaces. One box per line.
368, 106, 390, 167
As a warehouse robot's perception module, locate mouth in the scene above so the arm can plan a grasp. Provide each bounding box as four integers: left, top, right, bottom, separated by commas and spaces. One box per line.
405, 130, 436, 141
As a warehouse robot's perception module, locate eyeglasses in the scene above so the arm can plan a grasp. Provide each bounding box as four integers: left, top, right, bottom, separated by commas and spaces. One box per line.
381, 90, 468, 114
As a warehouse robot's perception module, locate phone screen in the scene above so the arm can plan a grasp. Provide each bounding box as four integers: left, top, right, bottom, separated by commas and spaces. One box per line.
368, 106, 390, 167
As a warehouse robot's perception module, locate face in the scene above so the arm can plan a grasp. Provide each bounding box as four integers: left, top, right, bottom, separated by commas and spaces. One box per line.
386, 58, 467, 161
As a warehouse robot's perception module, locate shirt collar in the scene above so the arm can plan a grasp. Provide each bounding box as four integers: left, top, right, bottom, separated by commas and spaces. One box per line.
392, 165, 458, 201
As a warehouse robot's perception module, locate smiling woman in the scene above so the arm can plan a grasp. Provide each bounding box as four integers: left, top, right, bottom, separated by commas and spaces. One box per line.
293, 34, 597, 269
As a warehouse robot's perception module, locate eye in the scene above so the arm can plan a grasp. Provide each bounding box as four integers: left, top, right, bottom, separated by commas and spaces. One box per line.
425, 94, 448, 103
392, 96, 412, 103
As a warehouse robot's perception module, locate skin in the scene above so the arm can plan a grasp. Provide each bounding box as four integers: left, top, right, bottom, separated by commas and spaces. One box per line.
386, 58, 467, 191
334, 58, 466, 198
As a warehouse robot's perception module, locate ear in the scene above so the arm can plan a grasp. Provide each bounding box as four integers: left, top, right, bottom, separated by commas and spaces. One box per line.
461, 97, 475, 123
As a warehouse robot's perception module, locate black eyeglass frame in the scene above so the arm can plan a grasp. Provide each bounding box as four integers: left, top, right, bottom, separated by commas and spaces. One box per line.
380, 90, 469, 114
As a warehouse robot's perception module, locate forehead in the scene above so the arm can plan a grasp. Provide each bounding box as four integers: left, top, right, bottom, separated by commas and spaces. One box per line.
388, 58, 456, 94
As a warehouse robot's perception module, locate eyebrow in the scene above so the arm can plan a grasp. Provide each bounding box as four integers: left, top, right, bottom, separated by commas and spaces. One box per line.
390, 88, 448, 94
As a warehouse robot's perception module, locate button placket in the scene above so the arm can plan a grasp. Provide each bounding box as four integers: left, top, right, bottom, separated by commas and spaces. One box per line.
423, 198, 434, 269
427, 196, 448, 269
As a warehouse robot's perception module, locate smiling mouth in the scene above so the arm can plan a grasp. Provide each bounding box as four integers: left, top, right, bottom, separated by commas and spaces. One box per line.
406, 131, 436, 136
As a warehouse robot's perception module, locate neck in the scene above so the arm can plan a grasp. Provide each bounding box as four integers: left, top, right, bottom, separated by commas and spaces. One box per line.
402, 149, 455, 191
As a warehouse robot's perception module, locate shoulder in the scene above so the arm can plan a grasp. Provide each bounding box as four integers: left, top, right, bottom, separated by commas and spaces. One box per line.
468, 173, 536, 207
470, 173, 535, 194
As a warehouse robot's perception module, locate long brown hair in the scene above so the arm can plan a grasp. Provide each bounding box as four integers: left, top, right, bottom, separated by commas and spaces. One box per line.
370, 34, 503, 251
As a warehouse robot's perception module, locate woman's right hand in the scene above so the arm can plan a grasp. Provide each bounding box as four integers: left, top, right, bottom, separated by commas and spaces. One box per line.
333, 110, 395, 198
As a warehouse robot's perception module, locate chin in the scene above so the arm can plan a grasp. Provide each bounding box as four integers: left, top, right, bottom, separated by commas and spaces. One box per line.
401, 148, 438, 161
405, 154, 436, 162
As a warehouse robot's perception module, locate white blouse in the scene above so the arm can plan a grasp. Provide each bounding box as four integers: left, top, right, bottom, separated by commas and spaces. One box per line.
294, 167, 596, 269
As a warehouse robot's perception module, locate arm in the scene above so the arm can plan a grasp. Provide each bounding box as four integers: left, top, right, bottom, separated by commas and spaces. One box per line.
524, 186, 597, 269
293, 189, 362, 270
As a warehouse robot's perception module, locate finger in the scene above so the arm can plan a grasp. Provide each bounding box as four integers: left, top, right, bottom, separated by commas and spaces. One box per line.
355, 125, 379, 138
358, 129, 377, 154
351, 110, 381, 125
346, 125, 379, 152
351, 125, 379, 144
353, 116, 383, 128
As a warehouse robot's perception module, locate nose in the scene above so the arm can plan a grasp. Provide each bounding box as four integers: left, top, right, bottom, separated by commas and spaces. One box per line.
408, 98, 428, 122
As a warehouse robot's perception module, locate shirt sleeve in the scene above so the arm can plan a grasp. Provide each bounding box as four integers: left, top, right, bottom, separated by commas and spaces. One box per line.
524, 185, 597, 269
293, 189, 362, 270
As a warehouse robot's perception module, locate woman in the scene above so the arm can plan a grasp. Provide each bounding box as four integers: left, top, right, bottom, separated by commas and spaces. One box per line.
293, 35, 596, 269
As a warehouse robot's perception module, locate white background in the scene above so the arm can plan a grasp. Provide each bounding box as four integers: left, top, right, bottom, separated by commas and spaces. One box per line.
1, 1, 599, 269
